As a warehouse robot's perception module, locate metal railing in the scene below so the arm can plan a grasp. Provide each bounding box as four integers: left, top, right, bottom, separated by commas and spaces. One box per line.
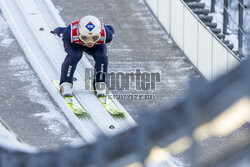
210, 0, 249, 58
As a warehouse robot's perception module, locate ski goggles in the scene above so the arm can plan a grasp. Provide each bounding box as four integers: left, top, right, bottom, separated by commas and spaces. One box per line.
79, 34, 101, 43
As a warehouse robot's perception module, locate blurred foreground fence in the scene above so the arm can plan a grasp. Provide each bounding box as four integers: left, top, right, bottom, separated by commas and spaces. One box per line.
1, 60, 250, 166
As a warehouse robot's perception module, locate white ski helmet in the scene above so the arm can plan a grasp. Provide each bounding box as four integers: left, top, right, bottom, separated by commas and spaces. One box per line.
78, 15, 102, 43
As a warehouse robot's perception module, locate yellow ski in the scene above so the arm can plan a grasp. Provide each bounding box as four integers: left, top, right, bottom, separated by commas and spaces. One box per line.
98, 96, 124, 115
53, 80, 89, 115
87, 79, 124, 115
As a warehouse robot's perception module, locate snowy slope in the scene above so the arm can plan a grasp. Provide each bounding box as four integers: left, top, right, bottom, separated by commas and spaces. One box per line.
0, 13, 82, 149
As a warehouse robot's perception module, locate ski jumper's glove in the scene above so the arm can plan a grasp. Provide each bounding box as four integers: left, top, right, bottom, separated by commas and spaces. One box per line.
51, 27, 66, 38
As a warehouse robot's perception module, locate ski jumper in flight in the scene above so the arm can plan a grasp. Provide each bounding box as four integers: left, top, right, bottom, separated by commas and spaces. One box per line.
52, 15, 114, 97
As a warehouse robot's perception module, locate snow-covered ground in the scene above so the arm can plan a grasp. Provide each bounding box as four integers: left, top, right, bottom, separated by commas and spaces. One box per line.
0, 127, 36, 153
201, 0, 250, 58
0, 118, 36, 152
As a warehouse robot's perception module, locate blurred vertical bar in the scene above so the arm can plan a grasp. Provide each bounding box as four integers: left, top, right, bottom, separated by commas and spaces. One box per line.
211, 0, 215, 12
238, 0, 244, 57
223, 0, 228, 34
